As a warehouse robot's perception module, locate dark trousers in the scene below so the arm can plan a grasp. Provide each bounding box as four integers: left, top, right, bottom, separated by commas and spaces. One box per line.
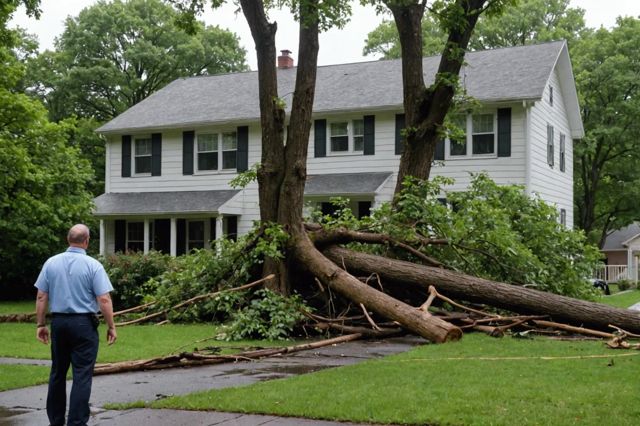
47, 315, 99, 426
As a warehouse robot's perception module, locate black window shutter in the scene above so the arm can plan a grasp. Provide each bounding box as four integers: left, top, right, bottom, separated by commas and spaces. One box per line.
363, 115, 375, 155
236, 126, 249, 172
395, 114, 405, 155
314, 119, 327, 158
497, 108, 512, 157
114, 220, 126, 253
434, 139, 445, 161
182, 131, 194, 175
176, 219, 186, 256
121, 135, 131, 177
151, 133, 161, 176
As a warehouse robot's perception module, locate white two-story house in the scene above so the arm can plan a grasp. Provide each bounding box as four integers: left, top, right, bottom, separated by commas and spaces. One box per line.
94, 40, 583, 256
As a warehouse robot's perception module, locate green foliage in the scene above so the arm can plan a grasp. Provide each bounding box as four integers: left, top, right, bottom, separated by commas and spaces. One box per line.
366, 174, 601, 298
218, 289, 307, 341
615, 279, 636, 292
572, 18, 640, 245
363, 0, 587, 59
100, 251, 174, 309
229, 163, 259, 189
25, 0, 248, 122
0, 27, 94, 294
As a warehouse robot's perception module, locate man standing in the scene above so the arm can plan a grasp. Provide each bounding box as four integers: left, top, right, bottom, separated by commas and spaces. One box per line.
35, 224, 117, 426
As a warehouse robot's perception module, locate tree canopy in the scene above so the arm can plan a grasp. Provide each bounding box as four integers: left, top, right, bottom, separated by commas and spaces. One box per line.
363, 0, 587, 58
26, 0, 249, 122
1, 2, 94, 295
572, 17, 640, 246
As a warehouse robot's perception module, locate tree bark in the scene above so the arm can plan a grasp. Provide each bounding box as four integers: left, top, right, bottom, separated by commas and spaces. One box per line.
387, 0, 489, 196
295, 234, 461, 343
323, 246, 640, 334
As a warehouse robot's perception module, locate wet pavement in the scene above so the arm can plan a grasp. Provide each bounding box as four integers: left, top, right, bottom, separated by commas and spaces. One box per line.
0, 336, 424, 425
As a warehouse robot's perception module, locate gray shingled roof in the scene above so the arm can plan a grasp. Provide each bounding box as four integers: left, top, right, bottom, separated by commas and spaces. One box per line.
98, 42, 566, 134
602, 223, 640, 251
93, 190, 240, 216
305, 172, 392, 196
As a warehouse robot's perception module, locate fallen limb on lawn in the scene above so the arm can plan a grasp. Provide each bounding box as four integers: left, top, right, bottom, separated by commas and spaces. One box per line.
93, 333, 363, 375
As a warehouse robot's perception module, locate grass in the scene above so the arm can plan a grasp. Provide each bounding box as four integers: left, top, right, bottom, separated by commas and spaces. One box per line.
597, 288, 640, 309
148, 334, 640, 426
0, 365, 51, 392
0, 300, 34, 314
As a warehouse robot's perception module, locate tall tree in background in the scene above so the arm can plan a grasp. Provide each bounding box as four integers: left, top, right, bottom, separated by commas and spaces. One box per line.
364, 0, 586, 58
25, 0, 248, 123
1, 1, 94, 295
573, 17, 640, 247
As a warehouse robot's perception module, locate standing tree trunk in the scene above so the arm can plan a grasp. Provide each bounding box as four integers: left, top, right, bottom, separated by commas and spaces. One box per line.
387, 0, 492, 196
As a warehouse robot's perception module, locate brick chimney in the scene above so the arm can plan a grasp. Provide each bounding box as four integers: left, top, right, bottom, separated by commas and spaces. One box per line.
277, 49, 294, 69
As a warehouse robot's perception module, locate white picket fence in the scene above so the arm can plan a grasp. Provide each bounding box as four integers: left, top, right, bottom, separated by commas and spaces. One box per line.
593, 265, 632, 283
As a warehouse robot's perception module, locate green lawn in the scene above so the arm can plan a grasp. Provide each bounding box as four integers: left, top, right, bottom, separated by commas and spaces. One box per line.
149, 334, 640, 426
0, 300, 34, 314
597, 289, 640, 309
0, 365, 51, 392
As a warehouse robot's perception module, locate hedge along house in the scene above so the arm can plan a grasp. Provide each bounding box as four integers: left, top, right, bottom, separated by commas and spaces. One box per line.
94, 40, 583, 256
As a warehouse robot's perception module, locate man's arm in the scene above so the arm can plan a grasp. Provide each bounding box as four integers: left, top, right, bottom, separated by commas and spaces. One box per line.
97, 293, 117, 345
35, 290, 49, 344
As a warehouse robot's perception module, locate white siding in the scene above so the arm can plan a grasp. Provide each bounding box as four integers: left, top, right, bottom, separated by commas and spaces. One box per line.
528, 68, 574, 227
101, 96, 574, 240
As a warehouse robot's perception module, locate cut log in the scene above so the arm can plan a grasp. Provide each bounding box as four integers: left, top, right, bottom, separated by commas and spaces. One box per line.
294, 234, 461, 343
322, 246, 640, 334
0, 313, 36, 323
93, 333, 364, 375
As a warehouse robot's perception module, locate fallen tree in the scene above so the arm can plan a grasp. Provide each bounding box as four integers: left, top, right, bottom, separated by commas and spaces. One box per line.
322, 246, 640, 334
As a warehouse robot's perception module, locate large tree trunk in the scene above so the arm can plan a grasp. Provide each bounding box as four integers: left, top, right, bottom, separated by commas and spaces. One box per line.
294, 233, 461, 342
387, 0, 489, 196
323, 246, 640, 334
240, 0, 288, 292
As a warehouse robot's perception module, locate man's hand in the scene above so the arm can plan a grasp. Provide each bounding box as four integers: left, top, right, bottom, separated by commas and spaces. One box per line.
106, 327, 117, 345
37, 326, 49, 344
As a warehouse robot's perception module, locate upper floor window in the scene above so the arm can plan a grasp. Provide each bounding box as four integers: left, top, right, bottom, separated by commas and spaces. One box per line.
549, 86, 554, 106
134, 137, 152, 174
196, 131, 237, 172
329, 119, 364, 154
547, 124, 555, 167
446, 113, 496, 157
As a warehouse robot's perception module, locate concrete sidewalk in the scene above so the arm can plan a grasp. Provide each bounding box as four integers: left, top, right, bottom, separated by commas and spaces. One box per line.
0, 336, 424, 425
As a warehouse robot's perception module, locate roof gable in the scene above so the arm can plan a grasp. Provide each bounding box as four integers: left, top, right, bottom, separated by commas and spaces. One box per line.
98, 41, 578, 135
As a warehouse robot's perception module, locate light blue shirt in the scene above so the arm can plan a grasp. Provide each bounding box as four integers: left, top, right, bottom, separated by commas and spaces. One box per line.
34, 247, 113, 313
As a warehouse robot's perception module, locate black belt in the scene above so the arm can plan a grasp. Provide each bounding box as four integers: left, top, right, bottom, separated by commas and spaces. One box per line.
51, 312, 96, 317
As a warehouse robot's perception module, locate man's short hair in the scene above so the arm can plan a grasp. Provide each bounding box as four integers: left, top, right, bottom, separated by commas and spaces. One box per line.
68, 224, 90, 244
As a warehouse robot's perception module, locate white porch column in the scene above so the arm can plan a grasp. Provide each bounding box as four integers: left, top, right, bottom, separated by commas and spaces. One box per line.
215, 215, 224, 254
143, 219, 150, 254
99, 220, 106, 255
627, 247, 634, 280
170, 218, 177, 257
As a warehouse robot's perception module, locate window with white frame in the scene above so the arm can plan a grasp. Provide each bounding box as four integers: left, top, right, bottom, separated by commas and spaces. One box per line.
472, 114, 495, 155
134, 137, 152, 174
446, 113, 496, 157
187, 220, 205, 250
329, 119, 364, 154
196, 131, 237, 171
449, 115, 467, 156
547, 124, 554, 167
560, 209, 566, 226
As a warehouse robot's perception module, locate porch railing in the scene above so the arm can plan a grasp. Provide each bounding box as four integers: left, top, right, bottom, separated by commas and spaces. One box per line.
593, 265, 630, 283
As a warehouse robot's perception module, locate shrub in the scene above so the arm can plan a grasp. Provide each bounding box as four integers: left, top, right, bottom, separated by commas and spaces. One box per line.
616, 279, 636, 291
100, 251, 173, 309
